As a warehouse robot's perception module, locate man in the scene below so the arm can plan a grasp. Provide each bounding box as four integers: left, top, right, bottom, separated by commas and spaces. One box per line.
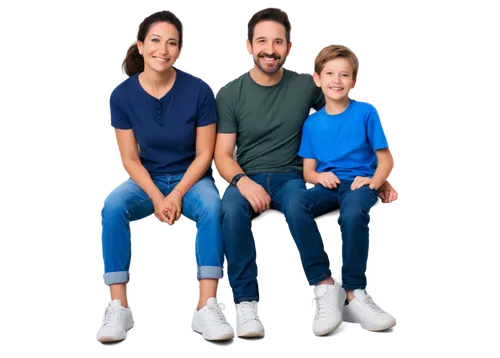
214, 8, 397, 338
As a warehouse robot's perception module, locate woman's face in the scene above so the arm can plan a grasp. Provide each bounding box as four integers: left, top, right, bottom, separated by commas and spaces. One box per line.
138, 21, 181, 74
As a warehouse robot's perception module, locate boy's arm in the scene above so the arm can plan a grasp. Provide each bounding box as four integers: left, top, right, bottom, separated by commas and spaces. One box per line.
366, 108, 394, 190
300, 121, 319, 185
303, 158, 319, 184
371, 148, 394, 189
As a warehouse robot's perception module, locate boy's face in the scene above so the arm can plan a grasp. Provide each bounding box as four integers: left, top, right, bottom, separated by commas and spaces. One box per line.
314, 58, 356, 102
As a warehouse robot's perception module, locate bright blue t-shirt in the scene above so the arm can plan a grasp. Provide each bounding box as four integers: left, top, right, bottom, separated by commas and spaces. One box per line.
298, 99, 388, 179
110, 68, 216, 176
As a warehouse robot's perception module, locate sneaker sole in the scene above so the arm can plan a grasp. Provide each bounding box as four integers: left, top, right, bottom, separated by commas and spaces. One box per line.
311, 322, 347, 339
192, 326, 234, 341
97, 324, 134, 343
237, 331, 265, 338
96, 324, 136, 344
237, 336, 266, 343
344, 317, 396, 332
191, 329, 235, 347
313, 320, 342, 336
346, 321, 397, 334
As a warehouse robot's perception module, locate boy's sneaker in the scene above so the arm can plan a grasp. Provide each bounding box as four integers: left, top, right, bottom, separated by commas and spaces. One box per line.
236, 301, 265, 338
343, 289, 396, 331
96, 299, 134, 342
312, 282, 346, 336
191, 297, 234, 341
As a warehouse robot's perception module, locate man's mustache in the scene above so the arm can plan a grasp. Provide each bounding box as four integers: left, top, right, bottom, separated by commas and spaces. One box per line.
259, 53, 281, 59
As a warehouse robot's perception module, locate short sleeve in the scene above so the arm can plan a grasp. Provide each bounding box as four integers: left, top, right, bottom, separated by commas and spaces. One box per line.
110, 92, 132, 130
216, 87, 237, 133
196, 83, 217, 127
366, 107, 389, 150
298, 122, 316, 159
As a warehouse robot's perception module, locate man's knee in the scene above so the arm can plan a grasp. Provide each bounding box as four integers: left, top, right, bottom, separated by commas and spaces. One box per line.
221, 187, 252, 219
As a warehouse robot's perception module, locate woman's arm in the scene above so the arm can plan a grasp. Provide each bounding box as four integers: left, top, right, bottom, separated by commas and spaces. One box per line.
173, 123, 216, 196
113, 128, 164, 202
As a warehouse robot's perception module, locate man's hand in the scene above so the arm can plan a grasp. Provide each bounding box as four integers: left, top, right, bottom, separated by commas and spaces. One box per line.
237, 177, 271, 213
317, 172, 341, 189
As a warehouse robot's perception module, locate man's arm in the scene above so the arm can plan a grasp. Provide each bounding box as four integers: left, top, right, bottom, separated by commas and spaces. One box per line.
215, 86, 270, 213
214, 133, 244, 183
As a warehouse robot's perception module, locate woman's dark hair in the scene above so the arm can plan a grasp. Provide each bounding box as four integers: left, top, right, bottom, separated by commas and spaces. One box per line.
122, 11, 183, 76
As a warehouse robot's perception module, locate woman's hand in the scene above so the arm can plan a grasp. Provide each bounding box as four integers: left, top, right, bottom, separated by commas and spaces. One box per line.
151, 193, 170, 223
162, 189, 183, 225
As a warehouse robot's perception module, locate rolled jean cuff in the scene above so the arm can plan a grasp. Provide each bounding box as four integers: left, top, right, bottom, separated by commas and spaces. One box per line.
308, 270, 332, 286
235, 296, 260, 304
103, 271, 130, 285
197, 266, 223, 280
342, 283, 366, 291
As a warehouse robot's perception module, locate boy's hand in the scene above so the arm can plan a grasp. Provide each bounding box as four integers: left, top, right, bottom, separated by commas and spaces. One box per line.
317, 172, 341, 189
351, 176, 374, 190
378, 181, 398, 203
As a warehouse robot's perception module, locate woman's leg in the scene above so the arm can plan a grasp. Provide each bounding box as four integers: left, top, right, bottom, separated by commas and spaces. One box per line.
101, 178, 163, 305
181, 177, 224, 307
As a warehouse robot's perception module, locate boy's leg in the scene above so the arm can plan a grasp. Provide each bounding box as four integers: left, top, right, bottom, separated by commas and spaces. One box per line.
338, 182, 396, 331
337, 180, 380, 290
271, 175, 335, 285
272, 174, 346, 336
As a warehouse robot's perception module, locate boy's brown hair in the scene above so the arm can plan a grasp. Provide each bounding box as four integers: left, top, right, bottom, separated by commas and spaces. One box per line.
314, 45, 359, 80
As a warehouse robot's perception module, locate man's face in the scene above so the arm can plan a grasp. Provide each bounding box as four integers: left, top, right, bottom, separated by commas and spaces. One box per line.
314, 58, 356, 102
247, 21, 291, 75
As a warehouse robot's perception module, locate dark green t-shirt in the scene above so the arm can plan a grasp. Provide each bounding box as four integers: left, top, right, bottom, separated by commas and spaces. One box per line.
216, 69, 324, 175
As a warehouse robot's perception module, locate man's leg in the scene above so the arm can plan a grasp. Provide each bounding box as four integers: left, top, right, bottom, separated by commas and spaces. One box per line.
221, 182, 266, 338
272, 175, 346, 337
338, 182, 395, 331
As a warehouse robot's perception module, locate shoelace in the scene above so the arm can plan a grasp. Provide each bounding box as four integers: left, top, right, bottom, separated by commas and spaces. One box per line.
362, 295, 386, 314
239, 302, 260, 323
313, 292, 332, 319
207, 303, 229, 324
102, 306, 124, 327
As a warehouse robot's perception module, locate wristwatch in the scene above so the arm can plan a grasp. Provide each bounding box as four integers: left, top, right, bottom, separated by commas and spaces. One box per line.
231, 173, 247, 186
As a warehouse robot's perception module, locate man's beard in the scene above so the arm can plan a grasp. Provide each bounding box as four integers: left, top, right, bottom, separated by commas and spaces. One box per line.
253, 52, 287, 75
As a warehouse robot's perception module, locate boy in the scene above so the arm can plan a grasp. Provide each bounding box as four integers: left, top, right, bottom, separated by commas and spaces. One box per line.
298, 45, 396, 332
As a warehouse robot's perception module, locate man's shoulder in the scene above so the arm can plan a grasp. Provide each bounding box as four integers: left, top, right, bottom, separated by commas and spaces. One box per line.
284, 69, 314, 85
216, 72, 248, 101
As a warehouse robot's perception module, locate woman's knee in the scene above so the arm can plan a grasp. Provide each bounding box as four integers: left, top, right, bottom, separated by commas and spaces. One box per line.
102, 192, 128, 219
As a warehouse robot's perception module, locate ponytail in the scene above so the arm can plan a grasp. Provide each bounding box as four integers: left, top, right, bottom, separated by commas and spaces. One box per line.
122, 43, 143, 77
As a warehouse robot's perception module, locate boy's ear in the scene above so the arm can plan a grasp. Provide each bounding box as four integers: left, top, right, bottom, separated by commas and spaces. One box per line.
313, 72, 321, 87
351, 75, 359, 91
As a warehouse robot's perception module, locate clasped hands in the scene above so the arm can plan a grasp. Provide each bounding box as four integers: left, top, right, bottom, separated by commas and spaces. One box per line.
153, 189, 183, 225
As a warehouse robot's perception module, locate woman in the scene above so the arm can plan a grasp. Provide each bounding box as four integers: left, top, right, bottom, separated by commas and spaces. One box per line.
97, 11, 233, 342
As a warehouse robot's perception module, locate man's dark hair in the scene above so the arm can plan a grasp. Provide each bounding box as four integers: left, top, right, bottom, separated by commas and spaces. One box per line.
248, 8, 291, 44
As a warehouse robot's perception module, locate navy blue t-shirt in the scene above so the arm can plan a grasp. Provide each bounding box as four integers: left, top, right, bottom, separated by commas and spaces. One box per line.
110, 68, 216, 175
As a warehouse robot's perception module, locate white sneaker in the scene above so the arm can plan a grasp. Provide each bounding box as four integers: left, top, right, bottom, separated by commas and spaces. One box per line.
192, 297, 234, 341
312, 282, 346, 336
236, 301, 265, 338
96, 299, 134, 342
343, 289, 396, 331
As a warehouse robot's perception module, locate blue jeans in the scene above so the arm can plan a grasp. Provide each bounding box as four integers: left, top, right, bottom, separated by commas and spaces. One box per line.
221, 173, 332, 303
101, 174, 223, 285
303, 181, 379, 290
